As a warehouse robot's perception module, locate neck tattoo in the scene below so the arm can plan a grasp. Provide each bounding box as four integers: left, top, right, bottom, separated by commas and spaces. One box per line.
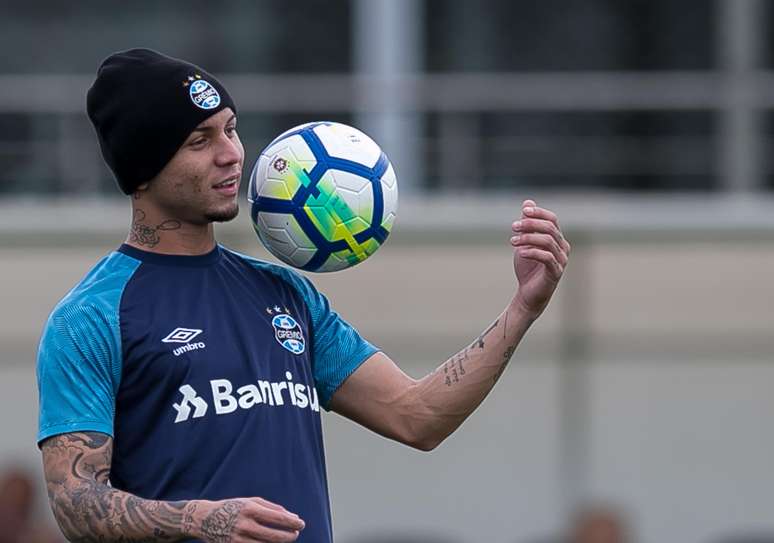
130, 209, 181, 248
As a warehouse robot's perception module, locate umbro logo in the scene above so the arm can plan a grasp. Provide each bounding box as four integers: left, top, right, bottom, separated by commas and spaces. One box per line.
162, 327, 206, 357
162, 328, 203, 343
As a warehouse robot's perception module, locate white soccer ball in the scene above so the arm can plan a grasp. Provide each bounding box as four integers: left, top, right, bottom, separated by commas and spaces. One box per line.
247, 122, 398, 272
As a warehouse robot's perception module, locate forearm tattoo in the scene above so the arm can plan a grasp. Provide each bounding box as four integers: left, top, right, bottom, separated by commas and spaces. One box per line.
438, 319, 500, 388
473, 319, 499, 349
130, 209, 181, 248
41, 432, 192, 542
492, 343, 517, 386
441, 348, 469, 387
436, 314, 520, 388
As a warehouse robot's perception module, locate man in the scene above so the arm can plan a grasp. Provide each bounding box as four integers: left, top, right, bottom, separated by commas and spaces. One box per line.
37, 49, 570, 542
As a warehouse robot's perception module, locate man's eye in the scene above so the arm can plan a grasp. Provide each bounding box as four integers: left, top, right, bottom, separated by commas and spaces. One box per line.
191, 138, 206, 146
226, 126, 237, 136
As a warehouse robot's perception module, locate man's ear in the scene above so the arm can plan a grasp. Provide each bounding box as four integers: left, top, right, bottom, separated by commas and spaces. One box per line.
133, 182, 150, 197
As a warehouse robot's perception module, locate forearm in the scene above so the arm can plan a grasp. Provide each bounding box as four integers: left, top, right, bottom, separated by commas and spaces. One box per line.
50, 483, 194, 541
412, 297, 537, 448
329, 200, 568, 451
42, 433, 213, 542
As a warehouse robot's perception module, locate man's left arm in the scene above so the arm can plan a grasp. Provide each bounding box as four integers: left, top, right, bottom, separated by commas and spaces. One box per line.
328, 200, 570, 451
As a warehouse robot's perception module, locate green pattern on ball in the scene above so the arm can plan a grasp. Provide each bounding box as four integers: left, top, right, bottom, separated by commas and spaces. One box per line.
296, 172, 377, 264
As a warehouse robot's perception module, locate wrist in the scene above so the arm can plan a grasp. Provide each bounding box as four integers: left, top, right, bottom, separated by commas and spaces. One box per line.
509, 292, 543, 323
182, 500, 209, 539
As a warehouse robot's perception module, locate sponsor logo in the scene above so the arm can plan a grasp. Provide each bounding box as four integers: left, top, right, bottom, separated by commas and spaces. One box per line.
172, 384, 208, 423
162, 328, 206, 357
172, 372, 320, 423
188, 78, 221, 110
271, 314, 305, 355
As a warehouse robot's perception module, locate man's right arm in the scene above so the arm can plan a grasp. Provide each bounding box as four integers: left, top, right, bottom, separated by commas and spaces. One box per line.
41, 431, 305, 542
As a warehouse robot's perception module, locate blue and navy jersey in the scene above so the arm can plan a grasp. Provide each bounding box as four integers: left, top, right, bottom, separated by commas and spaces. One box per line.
36, 244, 378, 543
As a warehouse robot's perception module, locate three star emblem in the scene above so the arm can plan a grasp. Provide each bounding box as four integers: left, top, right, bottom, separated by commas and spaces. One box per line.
182, 74, 203, 88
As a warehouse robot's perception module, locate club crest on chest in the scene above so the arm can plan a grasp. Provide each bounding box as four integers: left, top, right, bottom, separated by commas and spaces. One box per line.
265, 306, 305, 355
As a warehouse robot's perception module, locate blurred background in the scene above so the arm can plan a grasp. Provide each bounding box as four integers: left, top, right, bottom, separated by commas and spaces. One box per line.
1, 1, 773, 542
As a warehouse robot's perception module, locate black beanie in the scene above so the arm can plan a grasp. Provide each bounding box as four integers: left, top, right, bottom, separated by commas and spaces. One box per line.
87, 48, 236, 195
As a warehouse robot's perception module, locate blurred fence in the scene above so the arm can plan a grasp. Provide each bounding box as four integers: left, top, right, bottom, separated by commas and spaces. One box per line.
4, 69, 774, 195
2, 0, 774, 195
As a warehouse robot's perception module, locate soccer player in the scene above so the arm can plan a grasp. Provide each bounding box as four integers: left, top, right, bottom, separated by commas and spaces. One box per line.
37, 49, 570, 543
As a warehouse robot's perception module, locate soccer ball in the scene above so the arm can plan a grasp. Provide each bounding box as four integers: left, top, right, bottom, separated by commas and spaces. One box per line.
247, 122, 398, 272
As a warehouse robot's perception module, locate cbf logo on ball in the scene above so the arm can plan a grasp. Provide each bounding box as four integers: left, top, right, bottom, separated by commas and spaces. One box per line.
188, 78, 221, 110
272, 314, 305, 355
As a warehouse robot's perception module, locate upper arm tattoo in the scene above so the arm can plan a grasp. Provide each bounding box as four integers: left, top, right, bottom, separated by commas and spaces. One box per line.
41, 432, 191, 541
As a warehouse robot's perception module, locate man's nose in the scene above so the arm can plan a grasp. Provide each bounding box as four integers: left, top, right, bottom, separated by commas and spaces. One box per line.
215, 135, 242, 167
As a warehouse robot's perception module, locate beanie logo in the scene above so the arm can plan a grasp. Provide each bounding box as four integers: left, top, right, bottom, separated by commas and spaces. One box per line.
188, 79, 221, 110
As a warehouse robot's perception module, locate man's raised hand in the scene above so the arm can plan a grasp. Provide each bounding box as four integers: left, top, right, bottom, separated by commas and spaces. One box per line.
510, 199, 571, 317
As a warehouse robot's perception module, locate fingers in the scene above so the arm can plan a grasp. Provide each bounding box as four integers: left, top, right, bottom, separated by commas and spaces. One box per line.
511, 233, 568, 267
511, 199, 571, 281
515, 246, 564, 280
252, 497, 290, 513
244, 500, 306, 532
512, 200, 571, 254
512, 216, 571, 254
241, 524, 300, 542
229, 499, 304, 543
522, 200, 558, 225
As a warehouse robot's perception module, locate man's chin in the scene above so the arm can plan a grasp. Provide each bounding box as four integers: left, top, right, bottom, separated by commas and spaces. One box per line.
205, 203, 240, 223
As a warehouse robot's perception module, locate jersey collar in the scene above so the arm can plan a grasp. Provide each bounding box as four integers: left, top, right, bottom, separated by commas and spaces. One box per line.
118, 244, 222, 267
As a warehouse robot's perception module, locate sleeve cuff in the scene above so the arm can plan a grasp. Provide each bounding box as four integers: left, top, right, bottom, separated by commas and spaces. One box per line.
37, 420, 114, 447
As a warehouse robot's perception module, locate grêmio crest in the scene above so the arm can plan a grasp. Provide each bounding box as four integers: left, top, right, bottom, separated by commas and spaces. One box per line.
267, 306, 305, 355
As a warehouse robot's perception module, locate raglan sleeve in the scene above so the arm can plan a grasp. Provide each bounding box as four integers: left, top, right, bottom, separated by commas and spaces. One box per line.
289, 273, 379, 409
36, 302, 122, 444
